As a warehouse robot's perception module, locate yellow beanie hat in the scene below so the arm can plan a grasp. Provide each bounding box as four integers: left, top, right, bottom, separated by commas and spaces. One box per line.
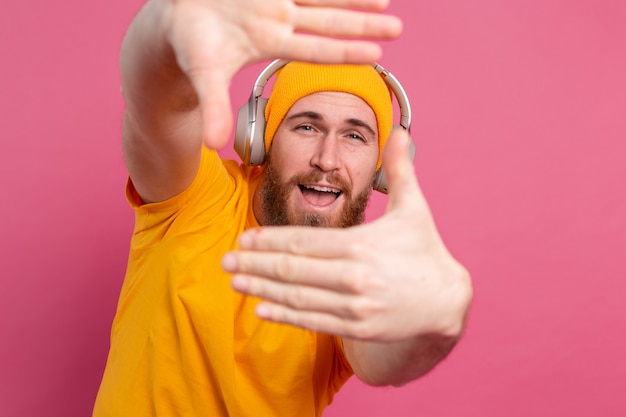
264, 62, 393, 169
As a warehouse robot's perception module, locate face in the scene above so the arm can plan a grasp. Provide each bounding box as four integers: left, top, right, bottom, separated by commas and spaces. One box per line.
257, 91, 379, 228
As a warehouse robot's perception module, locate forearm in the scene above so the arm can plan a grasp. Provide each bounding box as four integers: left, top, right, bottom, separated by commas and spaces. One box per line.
121, 0, 199, 139
343, 333, 460, 387
120, 0, 206, 203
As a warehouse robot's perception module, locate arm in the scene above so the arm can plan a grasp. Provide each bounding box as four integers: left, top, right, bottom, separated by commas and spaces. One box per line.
223, 129, 473, 386
120, 0, 402, 203
120, 0, 203, 203
343, 336, 460, 387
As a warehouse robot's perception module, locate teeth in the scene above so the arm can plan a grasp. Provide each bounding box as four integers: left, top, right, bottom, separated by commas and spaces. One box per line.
304, 185, 340, 194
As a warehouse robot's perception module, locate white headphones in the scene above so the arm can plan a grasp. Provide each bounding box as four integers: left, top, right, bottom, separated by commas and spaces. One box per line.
234, 59, 414, 194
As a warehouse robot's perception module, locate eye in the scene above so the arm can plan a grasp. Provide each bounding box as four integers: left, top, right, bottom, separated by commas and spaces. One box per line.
296, 124, 314, 132
347, 132, 366, 142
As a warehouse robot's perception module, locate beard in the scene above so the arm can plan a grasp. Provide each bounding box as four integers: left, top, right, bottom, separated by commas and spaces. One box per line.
259, 153, 373, 228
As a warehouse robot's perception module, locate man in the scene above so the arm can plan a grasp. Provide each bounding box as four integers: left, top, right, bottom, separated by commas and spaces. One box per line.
94, 0, 472, 416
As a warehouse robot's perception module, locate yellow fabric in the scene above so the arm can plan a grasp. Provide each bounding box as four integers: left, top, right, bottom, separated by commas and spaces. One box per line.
93, 147, 353, 417
264, 62, 393, 169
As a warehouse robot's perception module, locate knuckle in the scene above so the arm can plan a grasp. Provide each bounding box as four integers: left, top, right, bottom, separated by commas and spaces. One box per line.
286, 232, 307, 254
347, 274, 368, 294
344, 241, 363, 259
343, 266, 376, 294
286, 285, 307, 309
247, 277, 267, 299
344, 297, 382, 320
274, 254, 296, 282
345, 239, 375, 259
343, 298, 362, 319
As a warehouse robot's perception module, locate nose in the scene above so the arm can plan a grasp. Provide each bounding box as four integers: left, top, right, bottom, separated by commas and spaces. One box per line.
310, 134, 341, 172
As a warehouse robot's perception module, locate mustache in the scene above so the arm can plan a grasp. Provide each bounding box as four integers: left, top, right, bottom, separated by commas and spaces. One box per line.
288, 170, 353, 198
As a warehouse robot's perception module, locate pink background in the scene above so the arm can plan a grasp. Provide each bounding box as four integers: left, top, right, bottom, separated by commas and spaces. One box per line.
1, 0, 625, 415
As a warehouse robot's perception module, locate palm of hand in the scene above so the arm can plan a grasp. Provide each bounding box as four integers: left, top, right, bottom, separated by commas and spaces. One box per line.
161, 0, 402, 148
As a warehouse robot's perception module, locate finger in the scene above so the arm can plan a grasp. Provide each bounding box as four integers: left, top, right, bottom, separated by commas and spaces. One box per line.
382, 130, 442, 243
279, 34, 384, 63
382, 128, 427, 213
187, 68, 233, 149
223, 251, 365, 293
293, 7, 402, 40
236, 226, 363, 258
231, 274, 366, 319
295, 0, 390, 11
254, 302, 374, 340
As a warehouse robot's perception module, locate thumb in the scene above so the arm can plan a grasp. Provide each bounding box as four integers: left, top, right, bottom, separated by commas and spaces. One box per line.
383, 128, 422, 212
190, 69, 233, 150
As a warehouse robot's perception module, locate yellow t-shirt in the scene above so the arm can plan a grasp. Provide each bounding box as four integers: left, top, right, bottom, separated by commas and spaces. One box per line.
93, 148, 353, 417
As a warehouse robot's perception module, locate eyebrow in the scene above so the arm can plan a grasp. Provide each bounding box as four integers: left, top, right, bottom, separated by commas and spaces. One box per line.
286, 111, 376, 137
346, 118, 376, 137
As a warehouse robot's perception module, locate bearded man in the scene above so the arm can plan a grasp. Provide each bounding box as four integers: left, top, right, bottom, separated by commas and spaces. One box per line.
93, 0, 472, 416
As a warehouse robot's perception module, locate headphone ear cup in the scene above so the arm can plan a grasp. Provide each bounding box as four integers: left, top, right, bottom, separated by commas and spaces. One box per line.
373, 132, 416, 194
372, 169, 388, 194
235, 97, 268, 166
234, 99, 252, 164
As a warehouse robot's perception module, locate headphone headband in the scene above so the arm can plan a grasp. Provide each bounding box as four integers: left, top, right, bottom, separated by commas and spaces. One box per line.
234, 59, 415, 193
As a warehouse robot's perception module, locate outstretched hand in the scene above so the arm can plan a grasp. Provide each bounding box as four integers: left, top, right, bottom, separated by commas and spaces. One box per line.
222, 129, 472, 342
161, 0, 403, 149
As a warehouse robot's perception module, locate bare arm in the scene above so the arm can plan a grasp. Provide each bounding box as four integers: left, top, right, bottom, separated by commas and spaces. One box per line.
120, 0, 203, 203
119, 0, 402, 203
344, 337, 458, 387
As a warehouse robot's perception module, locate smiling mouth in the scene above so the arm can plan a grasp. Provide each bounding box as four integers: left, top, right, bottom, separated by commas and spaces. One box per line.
298, 184, 342, 206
